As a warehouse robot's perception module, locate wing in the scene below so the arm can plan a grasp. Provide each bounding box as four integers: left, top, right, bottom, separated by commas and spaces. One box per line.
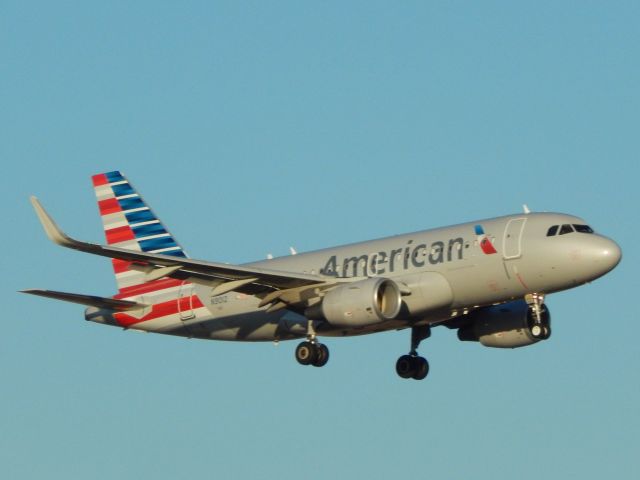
30, 197, 343, 311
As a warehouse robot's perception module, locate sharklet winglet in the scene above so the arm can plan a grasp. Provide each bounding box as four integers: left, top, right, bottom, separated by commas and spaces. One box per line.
30, 196, 75, 247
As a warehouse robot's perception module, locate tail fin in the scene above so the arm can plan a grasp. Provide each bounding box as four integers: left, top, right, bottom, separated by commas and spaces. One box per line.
91, 171, 188, 291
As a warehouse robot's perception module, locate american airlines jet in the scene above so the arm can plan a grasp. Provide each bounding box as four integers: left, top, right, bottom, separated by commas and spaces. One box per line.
23, 171, 621, 380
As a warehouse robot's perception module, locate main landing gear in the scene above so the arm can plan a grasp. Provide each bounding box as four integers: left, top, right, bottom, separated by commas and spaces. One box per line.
396, 325, 431, 380
526, 293, 551, 340
295, 320, 330, 368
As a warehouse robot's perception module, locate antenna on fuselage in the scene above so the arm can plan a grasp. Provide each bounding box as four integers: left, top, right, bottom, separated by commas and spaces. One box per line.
289, 246, 297, 255
523, 204, 531, 214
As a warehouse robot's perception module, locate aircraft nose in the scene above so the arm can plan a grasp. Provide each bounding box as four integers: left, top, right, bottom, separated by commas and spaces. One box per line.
589, 236, 622, 276
602, 237, 622, 271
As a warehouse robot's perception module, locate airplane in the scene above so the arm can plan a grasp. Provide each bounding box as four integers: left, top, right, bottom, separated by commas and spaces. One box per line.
22, 171, 622, 380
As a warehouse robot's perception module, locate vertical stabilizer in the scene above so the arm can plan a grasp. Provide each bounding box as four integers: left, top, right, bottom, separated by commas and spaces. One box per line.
91, 171, 188, 292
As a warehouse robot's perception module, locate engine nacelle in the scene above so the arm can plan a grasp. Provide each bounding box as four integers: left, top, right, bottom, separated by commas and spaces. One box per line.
307, 278, 402, 328
457, 300, 551, 348
397, 272, 453, 316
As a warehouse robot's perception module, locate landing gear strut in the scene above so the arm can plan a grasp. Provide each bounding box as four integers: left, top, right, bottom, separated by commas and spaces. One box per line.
526, 293, 551, 340
396, 325, 431, 380
295, 320, 330, 368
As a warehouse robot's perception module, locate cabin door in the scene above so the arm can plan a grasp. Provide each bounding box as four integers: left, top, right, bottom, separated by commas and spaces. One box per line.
503, 218, 527, 260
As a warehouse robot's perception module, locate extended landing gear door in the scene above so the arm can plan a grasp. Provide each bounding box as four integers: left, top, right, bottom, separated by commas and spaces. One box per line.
178, 281, 196, 321
503, 218, 527, 260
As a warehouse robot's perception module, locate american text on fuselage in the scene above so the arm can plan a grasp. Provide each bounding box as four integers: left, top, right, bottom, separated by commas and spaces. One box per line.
320, 237, 466, 278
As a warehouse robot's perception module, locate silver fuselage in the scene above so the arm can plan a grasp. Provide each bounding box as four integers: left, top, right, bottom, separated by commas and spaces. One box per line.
88, 212, 620, 342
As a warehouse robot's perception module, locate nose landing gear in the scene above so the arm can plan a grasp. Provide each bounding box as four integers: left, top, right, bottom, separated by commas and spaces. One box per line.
395, 325, 431, 380
526, 293, 551, 340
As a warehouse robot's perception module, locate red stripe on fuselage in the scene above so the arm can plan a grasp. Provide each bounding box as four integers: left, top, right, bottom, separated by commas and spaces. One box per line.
113, 295, 204, 327
114, 278, 184, 298
92, 174, 109, 187
99, 198, 122, 216
105, 225, 135, 244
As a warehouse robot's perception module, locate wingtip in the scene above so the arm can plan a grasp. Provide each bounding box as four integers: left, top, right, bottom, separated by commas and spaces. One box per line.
20, 289, 44, 296
29, 197, 73, 246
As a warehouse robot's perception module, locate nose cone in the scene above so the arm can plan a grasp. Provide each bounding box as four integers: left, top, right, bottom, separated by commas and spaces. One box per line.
601, 237, 622, 272
587, 236, 622, 278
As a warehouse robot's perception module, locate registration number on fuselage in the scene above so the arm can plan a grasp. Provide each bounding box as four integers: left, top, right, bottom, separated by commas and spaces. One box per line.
211, 295, 228, 305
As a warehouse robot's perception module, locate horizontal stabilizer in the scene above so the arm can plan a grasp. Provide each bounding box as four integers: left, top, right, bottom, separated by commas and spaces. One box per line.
21, 289, 147, 311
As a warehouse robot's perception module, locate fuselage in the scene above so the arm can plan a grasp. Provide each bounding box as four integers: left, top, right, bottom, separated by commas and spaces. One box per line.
86, 212, 621, 342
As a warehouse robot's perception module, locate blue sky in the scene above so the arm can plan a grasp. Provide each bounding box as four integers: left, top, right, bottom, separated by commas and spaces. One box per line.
2, 1, 638, 479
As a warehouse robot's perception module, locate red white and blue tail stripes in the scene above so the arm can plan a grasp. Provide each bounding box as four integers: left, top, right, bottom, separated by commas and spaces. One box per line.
92, 171, 209, 329
92, 171, 187, 292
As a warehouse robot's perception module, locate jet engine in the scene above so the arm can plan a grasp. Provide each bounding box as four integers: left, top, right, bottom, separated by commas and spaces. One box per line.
306, 278, 402, 328
457, 300, 551, 348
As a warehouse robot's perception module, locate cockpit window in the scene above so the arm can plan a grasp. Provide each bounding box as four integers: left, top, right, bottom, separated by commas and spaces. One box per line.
559, 224, 574, 235
573, 224, 594, 234
548, 223, 594, 236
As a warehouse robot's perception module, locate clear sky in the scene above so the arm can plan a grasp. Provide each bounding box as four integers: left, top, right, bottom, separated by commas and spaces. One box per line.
2, 2, 638, 479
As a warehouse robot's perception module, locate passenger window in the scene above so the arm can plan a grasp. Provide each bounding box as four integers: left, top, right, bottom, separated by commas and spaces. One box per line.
547, 225, 559, 236
559, 224, 574, 235
573, 224, 594, 234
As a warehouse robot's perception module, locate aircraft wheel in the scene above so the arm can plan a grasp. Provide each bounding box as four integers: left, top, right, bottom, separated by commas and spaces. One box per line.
530, 324, 544, 339
541, 325, 551, 340
412, 356, 429, 380
312, 343, 330, 367
295, 341, 318, 366
396, 355, 415, 379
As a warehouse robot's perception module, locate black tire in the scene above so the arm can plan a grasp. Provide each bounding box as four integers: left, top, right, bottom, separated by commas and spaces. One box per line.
396, 355, 415, 379
412, 356, 429, 380
295, 341, 318, 365
541, 325, 552, 340
312, 343, 330, 367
